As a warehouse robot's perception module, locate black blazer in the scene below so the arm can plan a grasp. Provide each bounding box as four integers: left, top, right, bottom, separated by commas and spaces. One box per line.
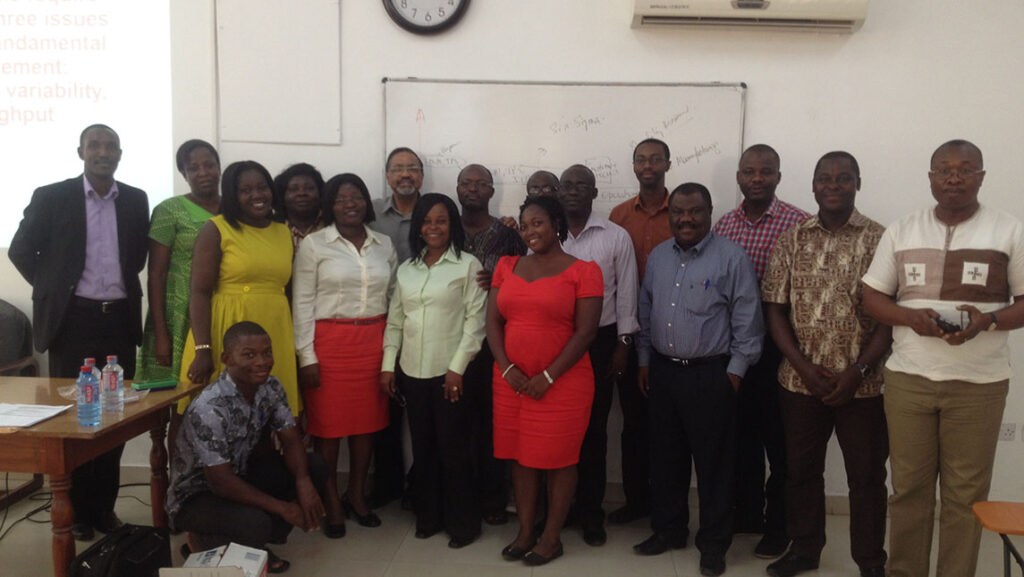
9, 176, 150, 353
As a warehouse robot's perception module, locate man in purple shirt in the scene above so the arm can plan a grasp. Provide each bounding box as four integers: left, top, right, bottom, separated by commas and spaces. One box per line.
10, 124, 150, 541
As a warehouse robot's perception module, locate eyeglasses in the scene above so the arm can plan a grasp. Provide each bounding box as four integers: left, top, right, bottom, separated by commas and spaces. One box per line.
633, 156, 667, 167
929, 167, 984, 181
457, 179, 493, 190
559, 182, 593, 193
527, 185, 557, 195
388, 165, 423, 174
813, 174, 857, 186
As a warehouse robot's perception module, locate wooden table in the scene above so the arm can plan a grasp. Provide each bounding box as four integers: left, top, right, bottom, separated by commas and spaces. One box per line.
0, 377, 205, 577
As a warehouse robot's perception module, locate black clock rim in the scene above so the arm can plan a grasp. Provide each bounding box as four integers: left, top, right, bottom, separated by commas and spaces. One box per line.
383, 0, 470, 35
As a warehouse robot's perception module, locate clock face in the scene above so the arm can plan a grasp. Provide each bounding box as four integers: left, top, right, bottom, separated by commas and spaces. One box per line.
383, 0, 470, 35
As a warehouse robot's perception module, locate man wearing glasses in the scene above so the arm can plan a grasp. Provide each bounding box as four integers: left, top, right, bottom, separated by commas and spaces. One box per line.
369, 146, 425, 510
526, 170, 560, 198
372, 146, 424, 263
862, 140, 1024, 577
713, 144, 808, 559
557, 164, 639, 547
604, 138, 676, 527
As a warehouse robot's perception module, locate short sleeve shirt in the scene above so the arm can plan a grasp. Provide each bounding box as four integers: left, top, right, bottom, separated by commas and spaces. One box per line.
762, 211, 886, 397
167, 372, 295, 523
862, 205, 1024, 383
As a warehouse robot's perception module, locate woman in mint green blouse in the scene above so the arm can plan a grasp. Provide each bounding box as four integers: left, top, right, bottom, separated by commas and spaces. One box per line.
137, 140, 221, 381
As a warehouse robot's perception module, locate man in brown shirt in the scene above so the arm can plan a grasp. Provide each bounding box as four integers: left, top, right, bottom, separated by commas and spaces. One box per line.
760, 151, 890, 577
606, 137, 675, 525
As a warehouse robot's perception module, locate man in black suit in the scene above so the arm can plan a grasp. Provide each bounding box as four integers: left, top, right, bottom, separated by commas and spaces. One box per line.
10, 124, 150, 541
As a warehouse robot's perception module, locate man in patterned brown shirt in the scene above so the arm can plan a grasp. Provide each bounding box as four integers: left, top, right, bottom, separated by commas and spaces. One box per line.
760, 152, 891, 577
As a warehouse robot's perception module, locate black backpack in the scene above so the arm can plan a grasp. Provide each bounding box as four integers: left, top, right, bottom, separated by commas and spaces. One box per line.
68, 524, 171, 577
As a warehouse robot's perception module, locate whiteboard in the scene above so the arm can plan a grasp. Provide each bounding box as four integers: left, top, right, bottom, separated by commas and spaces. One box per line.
384, 79, 746, 219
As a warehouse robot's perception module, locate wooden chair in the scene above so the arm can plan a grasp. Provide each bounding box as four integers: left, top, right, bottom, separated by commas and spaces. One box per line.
0, 354, 45, 510
974, 501, 1024, 577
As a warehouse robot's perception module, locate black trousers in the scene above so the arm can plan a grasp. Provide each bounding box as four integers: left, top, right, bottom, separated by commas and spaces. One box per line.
372, 390, 407, 505
400, 373, 480, 541
463, 340, 508, 517
649, 353, 736, 557
779, 388, 888, 570
733, 334, 787, 537
575, 324, 627, 528
174, 452, 327, 550
50, 297, 136, 526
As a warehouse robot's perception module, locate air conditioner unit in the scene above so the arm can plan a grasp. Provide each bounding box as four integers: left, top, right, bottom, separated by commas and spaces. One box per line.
632, 0, 868, 33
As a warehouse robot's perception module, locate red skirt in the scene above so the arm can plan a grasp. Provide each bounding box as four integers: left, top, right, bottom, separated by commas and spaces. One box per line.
304, 317, 389, 438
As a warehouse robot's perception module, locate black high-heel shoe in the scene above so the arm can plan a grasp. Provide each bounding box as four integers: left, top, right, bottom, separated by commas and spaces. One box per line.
342, 496, 382, 528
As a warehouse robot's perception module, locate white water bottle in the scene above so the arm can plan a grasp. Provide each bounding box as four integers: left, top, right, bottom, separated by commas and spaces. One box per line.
77, 366, 101, 427
101, 355, 124, 414
84, 357, 101, 381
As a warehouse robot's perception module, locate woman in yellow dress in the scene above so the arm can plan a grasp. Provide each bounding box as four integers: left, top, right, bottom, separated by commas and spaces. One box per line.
180, 160, 300, 415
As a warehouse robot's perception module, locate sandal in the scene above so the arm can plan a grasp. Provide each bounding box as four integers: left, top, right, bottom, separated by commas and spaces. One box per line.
265, 548, 291, 574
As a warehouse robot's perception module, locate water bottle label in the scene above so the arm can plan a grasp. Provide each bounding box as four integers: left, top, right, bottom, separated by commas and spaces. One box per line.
106, 373, 118, 391
84, 384, 95, 403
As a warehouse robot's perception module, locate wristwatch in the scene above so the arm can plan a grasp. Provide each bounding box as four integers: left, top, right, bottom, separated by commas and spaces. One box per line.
853, 362, 872, 378
618, 334, 634, 346
987, 312, 998, 331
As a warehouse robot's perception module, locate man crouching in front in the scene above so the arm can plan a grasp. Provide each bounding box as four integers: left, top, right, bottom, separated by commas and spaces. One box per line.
167, 321, 326, 574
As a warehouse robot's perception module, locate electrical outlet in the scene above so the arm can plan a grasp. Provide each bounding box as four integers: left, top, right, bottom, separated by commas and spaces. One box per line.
999, 422, 1016, 441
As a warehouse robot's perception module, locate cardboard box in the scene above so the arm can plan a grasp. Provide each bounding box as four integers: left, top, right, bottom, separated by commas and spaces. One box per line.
159, 543, 268, 577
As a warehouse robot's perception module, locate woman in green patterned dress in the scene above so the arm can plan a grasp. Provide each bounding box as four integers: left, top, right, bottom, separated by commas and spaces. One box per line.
137, 140, 221, 382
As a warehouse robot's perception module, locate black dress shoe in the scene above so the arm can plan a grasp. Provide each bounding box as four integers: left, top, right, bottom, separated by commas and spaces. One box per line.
447, 533, 479, 549
324, 523, 346, 539
607, 504, 650, 525
342, 497, 382, 528
700, 555, 726, 576
71, 522, 94, 541
766, 551, 820, 577
94, 511, 124, 534
755, 533, 791, 559
523, 542, 563, 566
860, 567, 886, 577
582, 525, 607, 546
633, 532, 687, 556
501, 540, 535, 561
414, 527, 441, 539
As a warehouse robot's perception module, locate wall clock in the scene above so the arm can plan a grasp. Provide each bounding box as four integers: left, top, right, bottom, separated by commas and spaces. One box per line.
383, 0, 470, 35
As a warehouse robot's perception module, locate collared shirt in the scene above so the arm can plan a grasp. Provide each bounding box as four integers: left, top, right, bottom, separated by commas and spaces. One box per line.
382, 246, 487, 378
464, 216, 527, 272
370, 194, 416, 263
77, 175, 126, 300
713, 196, 810, 282
638, 232, 763, 377
562, 213, 640, 333
762, 210, 886, 397
609, 191, 672, 282
292, 225, 398, 367
167, 371, 295, 523
286, 216, 324, 253
863, 204, 1024, 384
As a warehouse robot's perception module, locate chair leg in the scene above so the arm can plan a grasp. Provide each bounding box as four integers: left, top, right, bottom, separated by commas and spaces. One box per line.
1000, 534, 1024, 577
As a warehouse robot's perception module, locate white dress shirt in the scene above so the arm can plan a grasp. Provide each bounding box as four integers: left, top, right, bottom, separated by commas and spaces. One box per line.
292, 225, 397, 367
561, 212, 640, 334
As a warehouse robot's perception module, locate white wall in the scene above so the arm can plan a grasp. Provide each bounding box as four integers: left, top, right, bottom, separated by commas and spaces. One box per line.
4, 0, 1023, 500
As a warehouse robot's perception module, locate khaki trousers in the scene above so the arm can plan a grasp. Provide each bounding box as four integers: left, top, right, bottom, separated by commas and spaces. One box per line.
883, 369, 1008, 577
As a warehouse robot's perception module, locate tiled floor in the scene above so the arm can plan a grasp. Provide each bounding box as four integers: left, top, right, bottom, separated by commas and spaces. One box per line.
0, 476, 1011, 576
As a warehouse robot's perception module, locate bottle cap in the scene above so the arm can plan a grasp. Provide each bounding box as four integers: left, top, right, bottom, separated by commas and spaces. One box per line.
106, 355, 117, 363
85, 357, 96, 365
80, 365, 92, 373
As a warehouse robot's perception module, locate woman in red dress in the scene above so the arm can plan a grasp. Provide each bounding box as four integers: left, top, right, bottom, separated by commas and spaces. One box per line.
487, 195, 603, 566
